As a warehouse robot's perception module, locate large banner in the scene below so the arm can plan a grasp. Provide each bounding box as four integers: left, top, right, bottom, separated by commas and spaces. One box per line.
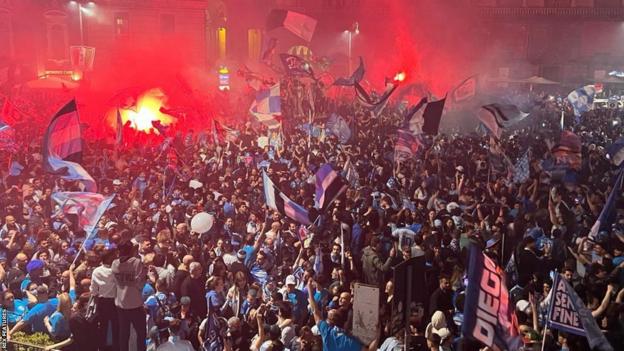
547, 274, 613, 351
352, 283, 379, 345
462, 245, 522, 351
390, 256, 426, 336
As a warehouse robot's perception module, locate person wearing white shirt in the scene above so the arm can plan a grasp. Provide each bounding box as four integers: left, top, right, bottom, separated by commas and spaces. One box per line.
90, 250, 119, 351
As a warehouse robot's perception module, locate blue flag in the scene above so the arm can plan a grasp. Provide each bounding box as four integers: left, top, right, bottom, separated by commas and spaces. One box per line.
463, 245, 522, 351
567, 85, 596, 119
547, 274, 613, 351
589, 167, 624, 241
8, 160, 23, 176
326, 113, 351, 144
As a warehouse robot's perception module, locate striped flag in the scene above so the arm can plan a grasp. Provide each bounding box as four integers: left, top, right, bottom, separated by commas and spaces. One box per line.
52, 192, 115, 234
250, 83, 281, 129
394, 129, 423, 162
354, 80, 399, 116
477, 103, 529, 139
43, 100, 96, 192
262, 171, 311, 225
552, 130, 582, 170
589, 167, 624, 241
314, 164, 348, 212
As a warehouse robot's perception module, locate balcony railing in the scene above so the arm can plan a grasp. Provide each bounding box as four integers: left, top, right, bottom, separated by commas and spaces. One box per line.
476, 6, 624, 18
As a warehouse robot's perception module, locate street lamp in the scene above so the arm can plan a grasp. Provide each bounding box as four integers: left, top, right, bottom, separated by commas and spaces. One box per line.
346, 22, 359, 74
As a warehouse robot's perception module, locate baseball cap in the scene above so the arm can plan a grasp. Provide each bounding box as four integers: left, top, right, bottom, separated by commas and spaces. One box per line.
285, 275, 296, 286
237, 250, 246, 261
26, 259, 45, 273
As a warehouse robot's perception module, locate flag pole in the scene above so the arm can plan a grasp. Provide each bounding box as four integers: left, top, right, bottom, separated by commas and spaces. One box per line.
71, 194, 116, 266
340, 222, 345, 267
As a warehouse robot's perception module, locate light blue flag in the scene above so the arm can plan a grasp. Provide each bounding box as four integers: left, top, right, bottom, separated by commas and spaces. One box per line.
326, 113, 351, 144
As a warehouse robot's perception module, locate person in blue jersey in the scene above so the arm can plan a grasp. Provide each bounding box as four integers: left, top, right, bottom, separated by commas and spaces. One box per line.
44, 292, 72, 341
1, 291, 28, 327
306, 278, 379, 351
8, 285, 56, 337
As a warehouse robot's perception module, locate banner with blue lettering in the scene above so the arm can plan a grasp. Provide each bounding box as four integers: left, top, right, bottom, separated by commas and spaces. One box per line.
463, 245, 522, 351
547, 274, 613, 351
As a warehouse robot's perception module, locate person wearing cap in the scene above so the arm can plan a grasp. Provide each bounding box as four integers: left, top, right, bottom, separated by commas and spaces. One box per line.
21, 258, 47, 292
282, 274, 307, 326
9, 285, 55, 337
112, 240, 148, 351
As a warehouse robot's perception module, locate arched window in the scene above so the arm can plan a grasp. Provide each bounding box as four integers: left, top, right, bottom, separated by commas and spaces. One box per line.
44, 11, 69, 62
0, 8, 14, 59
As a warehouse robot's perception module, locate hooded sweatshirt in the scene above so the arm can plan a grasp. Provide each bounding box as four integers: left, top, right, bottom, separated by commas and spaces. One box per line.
112, 255, 147, 309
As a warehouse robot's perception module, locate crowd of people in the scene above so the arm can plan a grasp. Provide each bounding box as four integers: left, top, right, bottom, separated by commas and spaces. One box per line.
0, 75, 623, 351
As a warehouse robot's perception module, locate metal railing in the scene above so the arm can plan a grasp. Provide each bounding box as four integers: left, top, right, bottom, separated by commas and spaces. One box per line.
477, 6, 624, 18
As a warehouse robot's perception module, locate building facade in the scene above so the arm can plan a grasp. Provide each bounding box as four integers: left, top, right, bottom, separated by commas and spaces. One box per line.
0, 0, 212, 82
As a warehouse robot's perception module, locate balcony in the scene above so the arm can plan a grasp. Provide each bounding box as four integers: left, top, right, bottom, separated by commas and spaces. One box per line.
472, 0, 624, 19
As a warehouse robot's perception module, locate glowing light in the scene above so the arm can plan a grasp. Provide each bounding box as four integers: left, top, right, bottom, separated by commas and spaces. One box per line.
218, 66, 230, 91
71, 71, 82, 81
613, 119, 620, 126
111, 88, 175, 133
394, 72, 406, 82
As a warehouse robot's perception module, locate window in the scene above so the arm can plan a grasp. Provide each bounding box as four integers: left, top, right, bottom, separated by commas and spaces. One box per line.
160, 14, 175, 34
44, 11, 68, 61
115, 12, 129, 37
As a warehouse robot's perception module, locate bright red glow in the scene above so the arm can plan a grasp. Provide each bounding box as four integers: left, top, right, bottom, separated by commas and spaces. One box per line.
108, 88, 175, 133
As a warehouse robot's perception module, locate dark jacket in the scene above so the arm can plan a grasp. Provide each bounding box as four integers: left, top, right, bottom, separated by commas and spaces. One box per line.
361, 246, 392, 287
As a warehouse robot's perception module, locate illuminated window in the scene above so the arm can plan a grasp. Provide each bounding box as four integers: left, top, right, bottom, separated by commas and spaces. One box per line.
160, 14, 175, 33
115, 12, 129, 37
248, 29, 261, 61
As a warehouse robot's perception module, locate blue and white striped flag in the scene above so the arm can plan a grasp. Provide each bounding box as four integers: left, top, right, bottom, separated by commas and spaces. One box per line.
314, 164, 348, 212
263, 171, 311, 225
